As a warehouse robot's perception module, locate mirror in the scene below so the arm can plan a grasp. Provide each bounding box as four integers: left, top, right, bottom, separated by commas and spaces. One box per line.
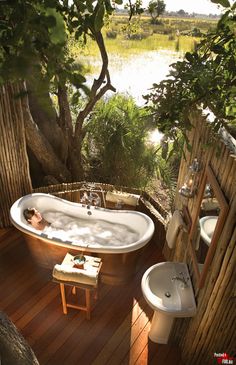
189, 164, 229, 289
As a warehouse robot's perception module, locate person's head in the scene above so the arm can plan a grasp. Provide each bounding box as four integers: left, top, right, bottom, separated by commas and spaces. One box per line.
23, 208, 43, 228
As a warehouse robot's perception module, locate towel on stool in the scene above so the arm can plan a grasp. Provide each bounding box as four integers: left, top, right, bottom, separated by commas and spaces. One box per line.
53, 264, 98, 286
166, 210, 184, 249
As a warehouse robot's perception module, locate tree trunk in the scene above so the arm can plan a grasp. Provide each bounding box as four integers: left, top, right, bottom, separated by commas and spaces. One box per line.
22, 87, 71, 183
70, 133, 85, 181
0, 311, 39, 365
18, 30, 115, 185
27, 82, 69, 164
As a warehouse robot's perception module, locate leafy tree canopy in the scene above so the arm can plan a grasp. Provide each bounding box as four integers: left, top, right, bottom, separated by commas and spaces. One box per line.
0, 0, 120, 88
0, 0, 150, 185
147, 0, 166, 22
144, 0, 236, 154
0, 0, 124, 182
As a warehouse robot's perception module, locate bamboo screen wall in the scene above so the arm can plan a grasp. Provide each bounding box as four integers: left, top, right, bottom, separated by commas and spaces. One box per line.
0, 83, 32, 227
166, 109, 236, 365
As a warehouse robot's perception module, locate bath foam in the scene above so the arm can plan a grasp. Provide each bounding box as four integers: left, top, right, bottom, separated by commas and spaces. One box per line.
10, 193, 155, 284
43, 211, 139, 247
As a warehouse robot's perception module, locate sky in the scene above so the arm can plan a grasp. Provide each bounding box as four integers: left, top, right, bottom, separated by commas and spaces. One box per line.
148, 0, 226, 15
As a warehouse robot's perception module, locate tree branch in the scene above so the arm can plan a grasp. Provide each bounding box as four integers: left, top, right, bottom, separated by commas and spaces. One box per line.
74, 30, 116, 137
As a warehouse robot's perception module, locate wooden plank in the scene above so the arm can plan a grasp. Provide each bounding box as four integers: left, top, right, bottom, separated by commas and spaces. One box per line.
22, 298, 63, 345
150, 344, 183, 365
134, 340, 158, 365
43, 246, 156, 365
120, 321, 151, 365
0, 228, 183, 365
38, 288, 118, 364
92, 297, 149, 365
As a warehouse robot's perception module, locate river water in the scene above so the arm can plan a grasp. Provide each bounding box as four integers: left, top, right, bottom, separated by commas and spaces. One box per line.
86, 49, 182, 143
108, 50, 181, 105
87, 49, 181, 106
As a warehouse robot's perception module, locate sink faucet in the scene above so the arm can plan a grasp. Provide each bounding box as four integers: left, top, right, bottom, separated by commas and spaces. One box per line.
171, 272, 189, 288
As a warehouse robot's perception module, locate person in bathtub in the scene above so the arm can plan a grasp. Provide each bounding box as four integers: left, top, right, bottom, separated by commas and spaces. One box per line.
23, 208, 50, 231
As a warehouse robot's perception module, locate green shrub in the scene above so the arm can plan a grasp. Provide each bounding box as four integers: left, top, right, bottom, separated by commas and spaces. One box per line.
83, 94, 157, 188
127, 32, 149, 40
168, 34, 175, 41
106, 31, 117, 39
163, 28, 173, 35
191, 27, 202, 37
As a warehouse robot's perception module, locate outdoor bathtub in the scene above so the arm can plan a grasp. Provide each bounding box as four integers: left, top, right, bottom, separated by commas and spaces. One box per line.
10, 193, 155, 285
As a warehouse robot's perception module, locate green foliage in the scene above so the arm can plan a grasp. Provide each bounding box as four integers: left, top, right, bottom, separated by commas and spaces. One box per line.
150, 135, 183, 207
0, 1, 65, 83
0, 0, 115, 89
148, 0, 166, 23
191, 27, 203, 37
46, 8, 67, 45
124, 0, 145, 20
211, 0, 231, 7
106, 31, 117, 39
127, 32, 149, 40
83, 94, 157, 188
153, 150, 178, 207
73, 14, 217, 59
144, 2, 236, 154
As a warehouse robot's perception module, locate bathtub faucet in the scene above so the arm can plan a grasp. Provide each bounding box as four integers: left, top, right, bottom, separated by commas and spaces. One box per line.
80, 191, 88, 205
80, 183, 106, 208
89, 192, 101, 207
80, 191, 101, 207
171, 272, 189, 288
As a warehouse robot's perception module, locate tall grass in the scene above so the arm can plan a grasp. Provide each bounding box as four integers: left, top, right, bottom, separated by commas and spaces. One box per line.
73, 33, 198, 75
70, 14, 216, 63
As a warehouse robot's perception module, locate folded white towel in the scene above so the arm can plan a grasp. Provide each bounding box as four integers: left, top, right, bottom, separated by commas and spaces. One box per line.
201, 198, 219, 212
194, 221, 201, 251
105, 191, 139, 206
166, 210, 184, 249
53, 264, 98, 286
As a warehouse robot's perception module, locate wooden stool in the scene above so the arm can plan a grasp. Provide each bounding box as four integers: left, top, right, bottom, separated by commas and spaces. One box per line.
53, 253, 102, 319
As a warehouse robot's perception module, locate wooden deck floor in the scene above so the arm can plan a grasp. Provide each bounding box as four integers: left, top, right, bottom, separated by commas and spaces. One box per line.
0, 228, 183, 365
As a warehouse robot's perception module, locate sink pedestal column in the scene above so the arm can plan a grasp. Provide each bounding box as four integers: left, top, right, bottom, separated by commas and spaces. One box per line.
149, 311, 174, 344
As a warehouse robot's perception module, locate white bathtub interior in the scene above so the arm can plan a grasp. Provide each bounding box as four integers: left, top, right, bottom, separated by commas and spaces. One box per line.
10, 193, 155, 254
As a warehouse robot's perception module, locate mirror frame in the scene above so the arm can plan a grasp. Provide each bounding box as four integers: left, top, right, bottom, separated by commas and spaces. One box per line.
189, 164, 229, 289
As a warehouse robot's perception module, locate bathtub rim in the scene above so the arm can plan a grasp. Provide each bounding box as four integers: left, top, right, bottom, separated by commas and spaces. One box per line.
10, 193, 155, 254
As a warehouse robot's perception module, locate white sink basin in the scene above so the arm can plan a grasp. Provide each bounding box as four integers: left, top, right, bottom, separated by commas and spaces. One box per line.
199, 216, 218, 246
141, 261, 197, 343
141, 262, 196, 318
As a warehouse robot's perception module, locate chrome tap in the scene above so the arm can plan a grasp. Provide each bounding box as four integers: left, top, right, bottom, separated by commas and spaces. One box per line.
171, 272, 189, 288
90, 192, 101, 207
80, 191, 89, 205
80, 191, 101, 207
79, 183, 106, 208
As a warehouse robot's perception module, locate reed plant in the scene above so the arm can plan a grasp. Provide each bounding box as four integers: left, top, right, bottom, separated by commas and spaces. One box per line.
72, 33, 200, 76
69, 13, 216, 68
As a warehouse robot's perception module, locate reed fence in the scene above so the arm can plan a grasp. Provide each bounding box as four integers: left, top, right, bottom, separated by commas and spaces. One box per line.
168, 109, 236, 365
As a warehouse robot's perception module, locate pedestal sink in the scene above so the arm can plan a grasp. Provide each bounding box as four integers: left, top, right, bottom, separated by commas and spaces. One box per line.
199, 216, 218, 246
141, 262, 196, 344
